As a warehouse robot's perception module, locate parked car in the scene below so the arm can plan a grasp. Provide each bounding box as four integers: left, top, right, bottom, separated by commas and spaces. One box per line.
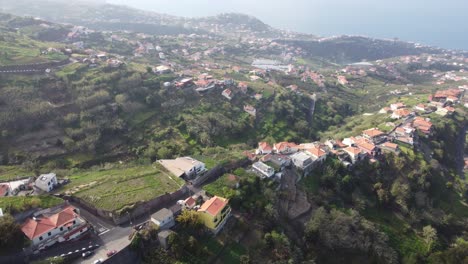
93, 259, 103, 264
82, 251, 93, 258
107, 250, 117, 257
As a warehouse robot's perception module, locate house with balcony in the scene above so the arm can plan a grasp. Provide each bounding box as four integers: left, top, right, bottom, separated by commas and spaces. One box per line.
158, 157, 206, 180
252, 161, 275, 179
21, 205, 88, 250
197, 196, 231, 235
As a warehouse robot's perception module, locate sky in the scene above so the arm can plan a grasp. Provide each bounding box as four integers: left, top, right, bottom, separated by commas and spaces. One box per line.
108, 0, 468, 50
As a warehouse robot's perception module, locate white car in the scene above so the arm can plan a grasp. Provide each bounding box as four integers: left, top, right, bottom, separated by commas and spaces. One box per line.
93, 259, 103, 264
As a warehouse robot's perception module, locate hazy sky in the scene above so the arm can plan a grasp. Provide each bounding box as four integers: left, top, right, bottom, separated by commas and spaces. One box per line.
108, 0, 468, 50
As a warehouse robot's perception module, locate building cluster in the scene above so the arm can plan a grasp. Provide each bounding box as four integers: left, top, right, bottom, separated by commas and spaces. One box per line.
0, 173, 61, 197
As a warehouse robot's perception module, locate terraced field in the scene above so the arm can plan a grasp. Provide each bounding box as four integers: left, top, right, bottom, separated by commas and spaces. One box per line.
61, 164, 185, 211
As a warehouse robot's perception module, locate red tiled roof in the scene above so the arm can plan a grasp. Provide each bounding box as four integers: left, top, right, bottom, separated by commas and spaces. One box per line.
21, 206, 77, 240
198, 196, 228, 216
184, 197, 196, 207
382, 142, 398, 150
354, 138, 376, 153
363, 128, 385, 138
434, 89, 461, 99
223, 89, 232, 96
393, 108, 411, 117
258, 142, 273, 152
274, 142, 297, 152
344, 146, 362, 156
307, 146, 326, 157
0, 184, 9, 196
335, 140, 347, 148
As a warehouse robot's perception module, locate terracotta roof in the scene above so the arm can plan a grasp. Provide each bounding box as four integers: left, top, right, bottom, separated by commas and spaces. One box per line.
258, 142, 273, 152
344, 146, 362, 156
333, 140, 347, 148
274, 142, 297, 152
354, 138, 376, 152
382, 142, 398, 150
307, 146, 326, 157
363, 128, 385, 138
222, 89, 232, 96
184, 197, 196, 207
21, 206, 77, 240
198, 196, 228, 216
393, 108, 411, 117
434, 89, 461, 98
0, 184, 9, 196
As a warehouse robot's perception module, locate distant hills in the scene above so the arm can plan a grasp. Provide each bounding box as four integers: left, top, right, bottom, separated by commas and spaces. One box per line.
0, 0, 462, 63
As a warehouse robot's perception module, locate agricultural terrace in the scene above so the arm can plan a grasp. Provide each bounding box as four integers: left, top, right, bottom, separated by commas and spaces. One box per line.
59, 164, 185, 212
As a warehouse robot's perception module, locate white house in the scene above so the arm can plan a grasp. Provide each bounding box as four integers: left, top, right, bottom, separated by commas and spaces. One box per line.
343, 147, 366, 164
151, 208, 175, 230
291, 152, 313, 170
35, 173, 57, 192
252, 162, 275, 179
158, 157, 206, 179
21, 205, 88, 250
222, 89, 234, 100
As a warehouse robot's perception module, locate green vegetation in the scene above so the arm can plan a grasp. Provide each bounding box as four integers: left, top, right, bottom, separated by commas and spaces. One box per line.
61, 164, 184, 211
0, 195, 64, 214
203, 173, 239, 198
0, 214, 27, 256
0, 166, 33, 182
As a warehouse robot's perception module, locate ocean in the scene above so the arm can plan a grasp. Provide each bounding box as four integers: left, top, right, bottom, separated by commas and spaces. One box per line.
108, 0, 468, 51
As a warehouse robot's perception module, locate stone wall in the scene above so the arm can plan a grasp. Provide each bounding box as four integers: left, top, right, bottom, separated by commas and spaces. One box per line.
64, 186, 189, 225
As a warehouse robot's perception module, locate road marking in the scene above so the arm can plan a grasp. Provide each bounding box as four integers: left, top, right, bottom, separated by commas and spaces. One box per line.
99, 229, 111, 236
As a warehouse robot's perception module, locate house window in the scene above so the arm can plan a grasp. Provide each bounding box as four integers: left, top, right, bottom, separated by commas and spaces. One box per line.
48, 181, 51, 185
48, 232, 52, 237
39, 236, 43, 241
60, 227, 63, 231
73, 220, 76, 225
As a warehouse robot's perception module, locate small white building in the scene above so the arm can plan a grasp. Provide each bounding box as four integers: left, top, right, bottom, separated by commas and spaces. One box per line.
151, 208, 175, 230
291, 152, 313, 170
35, 173, 57, 192
252, 162, 275, 179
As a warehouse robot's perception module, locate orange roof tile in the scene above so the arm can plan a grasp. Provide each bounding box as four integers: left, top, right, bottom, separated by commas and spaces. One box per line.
258, 142, 273, 152
354, 138, 376, 152
382, 142, 398, 150
184, 197, 196, 207
0, 184, 9, 196
307, 146, 326, 157
198, 196, 228, 216
21, 206, 77, 240
363, 128, 385, 138
274, 142, 297, 152
344, 146, 362, 155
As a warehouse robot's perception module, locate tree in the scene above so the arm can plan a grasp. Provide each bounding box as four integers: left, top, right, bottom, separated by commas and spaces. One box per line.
422, 225, 437, 253
0, 215, 26, 253
176, 210, 203, 232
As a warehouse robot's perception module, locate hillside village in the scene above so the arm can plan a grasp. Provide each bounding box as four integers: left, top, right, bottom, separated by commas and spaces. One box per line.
0, 4, 467, 264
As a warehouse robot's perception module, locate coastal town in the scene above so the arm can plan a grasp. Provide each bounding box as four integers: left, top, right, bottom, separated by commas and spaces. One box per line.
0, 3, 467, 264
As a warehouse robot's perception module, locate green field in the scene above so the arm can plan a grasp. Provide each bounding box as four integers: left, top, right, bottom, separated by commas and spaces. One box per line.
0, 166, 33, 182
203, 173, 239, 199
0, 32, 67, 65
0, 195, 64, 214
61, 164, 185, 211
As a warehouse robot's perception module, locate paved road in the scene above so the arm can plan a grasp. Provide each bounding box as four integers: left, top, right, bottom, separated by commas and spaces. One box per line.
32, 181, 201, 263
